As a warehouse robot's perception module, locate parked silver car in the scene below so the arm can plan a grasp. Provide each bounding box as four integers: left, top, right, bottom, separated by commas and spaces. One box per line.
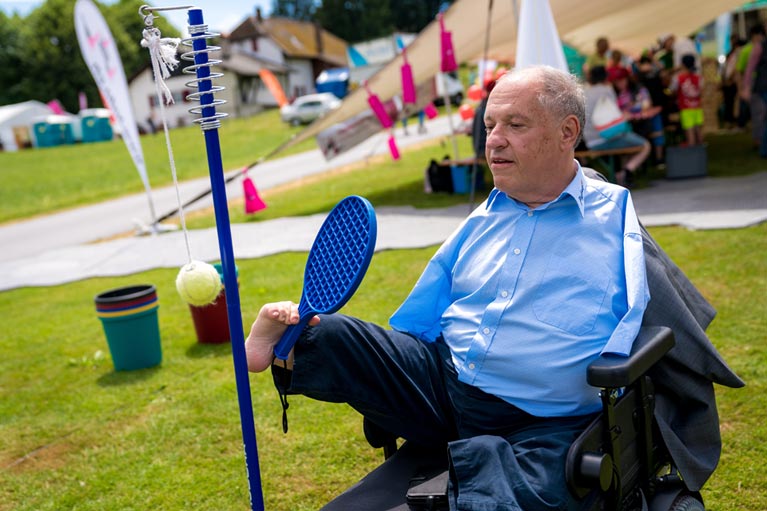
280, 92, 342, 126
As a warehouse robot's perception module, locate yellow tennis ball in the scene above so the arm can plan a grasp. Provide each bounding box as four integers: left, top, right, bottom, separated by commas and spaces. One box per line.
176, 260, 222, 306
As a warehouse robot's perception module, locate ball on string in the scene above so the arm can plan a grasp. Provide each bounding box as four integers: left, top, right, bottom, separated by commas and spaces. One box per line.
176, 260, 222, 306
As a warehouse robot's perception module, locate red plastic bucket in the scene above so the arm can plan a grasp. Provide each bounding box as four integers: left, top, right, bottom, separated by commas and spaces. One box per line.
189, 289, 231, 344
187, 264, 235, 344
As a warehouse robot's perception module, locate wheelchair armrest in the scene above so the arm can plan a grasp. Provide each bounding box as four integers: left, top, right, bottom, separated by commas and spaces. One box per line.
587, 326, 675, 389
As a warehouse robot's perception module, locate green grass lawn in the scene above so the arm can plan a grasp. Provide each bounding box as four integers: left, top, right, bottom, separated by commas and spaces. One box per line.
0, 109, 316, 224
2, 109, 762, 226
1, 119, 765, 509
1, 224, 765, 510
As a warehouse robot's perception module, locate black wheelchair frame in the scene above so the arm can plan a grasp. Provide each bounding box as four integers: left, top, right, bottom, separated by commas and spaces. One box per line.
323, 326, 706, 511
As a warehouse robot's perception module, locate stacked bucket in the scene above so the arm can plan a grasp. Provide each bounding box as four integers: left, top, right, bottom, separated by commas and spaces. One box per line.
95, 284, 162, 371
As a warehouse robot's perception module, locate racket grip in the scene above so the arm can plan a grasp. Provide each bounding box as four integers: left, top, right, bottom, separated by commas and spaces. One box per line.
273, 315, 312, 360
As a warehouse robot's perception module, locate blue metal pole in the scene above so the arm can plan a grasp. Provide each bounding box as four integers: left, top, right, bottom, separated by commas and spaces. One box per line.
188, 8, 264, 510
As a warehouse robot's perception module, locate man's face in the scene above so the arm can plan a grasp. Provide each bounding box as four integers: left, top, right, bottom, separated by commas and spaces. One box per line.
483, 74, 572, 204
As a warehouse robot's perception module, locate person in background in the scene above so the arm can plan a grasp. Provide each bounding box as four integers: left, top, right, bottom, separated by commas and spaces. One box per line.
741, 24, 767, 153
583, 66, 651, 187
613, 68, 666, 167
636, 54, 676, 127
656, 34, 675, 71
417, 109, 427, 134
470, 77, 498, 159
657, 33, 701, 73
607, 48, 631, 83
673, 35, 701, 71
584, 36, 610, 76
721, 35, 745, 130
670, 54, 704, 146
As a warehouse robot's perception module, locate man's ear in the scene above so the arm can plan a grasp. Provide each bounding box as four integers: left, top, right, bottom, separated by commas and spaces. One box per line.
560, 115, 580, 149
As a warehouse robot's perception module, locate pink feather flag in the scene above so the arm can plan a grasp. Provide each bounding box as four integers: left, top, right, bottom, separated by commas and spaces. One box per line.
364, 82, 393, 129
401, 47, 416, 104
439, 13, 457, 73
387, 134, 400, 160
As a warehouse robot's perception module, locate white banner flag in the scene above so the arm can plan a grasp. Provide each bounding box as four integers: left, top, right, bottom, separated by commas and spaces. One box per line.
74, 0, 157, 223
515, 0, 568, 73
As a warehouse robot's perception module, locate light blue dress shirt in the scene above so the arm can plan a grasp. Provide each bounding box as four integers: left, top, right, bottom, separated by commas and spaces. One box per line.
390, 165, 650, 417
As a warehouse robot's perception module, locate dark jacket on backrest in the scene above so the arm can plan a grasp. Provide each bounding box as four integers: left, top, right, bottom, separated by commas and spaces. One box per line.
583, 166, 744, 491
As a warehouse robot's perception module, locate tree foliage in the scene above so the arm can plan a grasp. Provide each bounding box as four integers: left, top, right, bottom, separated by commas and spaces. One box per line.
389, 0, 446, 34
314, 0, 393, 43
0, 0, 179, 112
0, 11, 25, 105
270, 0, 318, 21
0, 0, 451, 110
278, 0, 452, 44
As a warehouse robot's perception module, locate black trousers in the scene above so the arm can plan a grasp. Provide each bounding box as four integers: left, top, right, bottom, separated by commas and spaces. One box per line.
274, 314, 595, 511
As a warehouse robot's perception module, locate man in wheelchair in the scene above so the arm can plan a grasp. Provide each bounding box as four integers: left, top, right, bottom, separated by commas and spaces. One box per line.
246, 66, 743, 510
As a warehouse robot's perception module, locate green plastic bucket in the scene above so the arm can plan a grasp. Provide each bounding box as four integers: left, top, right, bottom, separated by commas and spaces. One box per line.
95, 284, 162, 371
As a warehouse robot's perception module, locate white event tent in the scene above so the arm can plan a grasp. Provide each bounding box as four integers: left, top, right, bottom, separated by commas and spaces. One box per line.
283, 0, 746, 151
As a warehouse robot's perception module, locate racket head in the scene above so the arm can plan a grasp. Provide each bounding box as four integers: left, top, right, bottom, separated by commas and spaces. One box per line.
302, 195, 377, 314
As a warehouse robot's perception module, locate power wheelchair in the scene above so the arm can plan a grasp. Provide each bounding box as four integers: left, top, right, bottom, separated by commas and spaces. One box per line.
322, 326, 706, 511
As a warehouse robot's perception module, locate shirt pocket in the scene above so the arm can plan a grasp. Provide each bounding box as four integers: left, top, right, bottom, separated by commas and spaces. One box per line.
531, 254, 610, 336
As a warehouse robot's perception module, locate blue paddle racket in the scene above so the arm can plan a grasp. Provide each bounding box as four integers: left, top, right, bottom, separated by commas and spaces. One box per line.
273, 195, 377, 360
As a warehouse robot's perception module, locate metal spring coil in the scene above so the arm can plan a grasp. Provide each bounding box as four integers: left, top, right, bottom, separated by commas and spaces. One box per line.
181, 23, 227, 131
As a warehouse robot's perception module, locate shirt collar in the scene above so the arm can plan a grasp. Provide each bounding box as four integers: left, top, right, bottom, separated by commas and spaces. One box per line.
486, 160, 586, 217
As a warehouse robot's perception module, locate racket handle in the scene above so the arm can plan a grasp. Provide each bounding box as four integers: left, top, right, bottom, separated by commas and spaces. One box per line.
274, 315, 313, 360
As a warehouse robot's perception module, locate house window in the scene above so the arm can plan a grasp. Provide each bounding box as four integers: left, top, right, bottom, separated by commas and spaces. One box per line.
149, 91, 187, 107
238, 76, 258, 105
251, 38, 259, 52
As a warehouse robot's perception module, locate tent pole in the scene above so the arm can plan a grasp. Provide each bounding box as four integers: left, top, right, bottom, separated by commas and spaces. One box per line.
512, 0, 519, 29
469, 0, 496, 212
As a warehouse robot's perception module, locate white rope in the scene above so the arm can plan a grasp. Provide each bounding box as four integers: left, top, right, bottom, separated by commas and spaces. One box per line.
141, 29, 181, 104
141, 28, 193, 262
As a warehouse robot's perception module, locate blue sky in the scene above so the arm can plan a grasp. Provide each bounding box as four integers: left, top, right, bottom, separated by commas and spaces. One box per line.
0, 0, 271, 35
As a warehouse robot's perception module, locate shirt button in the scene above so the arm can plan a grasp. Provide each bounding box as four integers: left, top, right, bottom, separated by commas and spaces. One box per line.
501, 290, 509, 298
527, 211, 533, 217
513, 248, 521, 255
483, 327, 491, 335
469, 363, 476, 370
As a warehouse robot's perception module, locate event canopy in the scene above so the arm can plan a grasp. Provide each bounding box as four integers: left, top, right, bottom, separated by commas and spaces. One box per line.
284, 0, 745, 150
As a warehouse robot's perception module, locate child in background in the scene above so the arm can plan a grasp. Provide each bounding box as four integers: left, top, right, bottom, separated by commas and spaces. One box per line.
670, 54, 704, 145
606, 49, 631, 83
613, 69, 666, 167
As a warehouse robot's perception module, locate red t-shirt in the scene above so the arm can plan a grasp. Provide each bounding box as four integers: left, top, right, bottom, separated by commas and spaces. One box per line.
677, 72, 702, 110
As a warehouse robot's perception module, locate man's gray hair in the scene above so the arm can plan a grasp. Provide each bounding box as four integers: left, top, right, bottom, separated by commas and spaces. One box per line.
503, 66, 586, 147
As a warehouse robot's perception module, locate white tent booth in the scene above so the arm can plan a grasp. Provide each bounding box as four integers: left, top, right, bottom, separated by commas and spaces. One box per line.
0, 100, 53, 151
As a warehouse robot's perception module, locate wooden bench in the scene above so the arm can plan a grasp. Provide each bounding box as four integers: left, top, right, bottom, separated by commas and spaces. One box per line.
575, 146, 643, 182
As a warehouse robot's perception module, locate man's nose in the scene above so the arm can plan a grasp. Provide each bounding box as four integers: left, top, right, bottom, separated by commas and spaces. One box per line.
485, 126, 505, 149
